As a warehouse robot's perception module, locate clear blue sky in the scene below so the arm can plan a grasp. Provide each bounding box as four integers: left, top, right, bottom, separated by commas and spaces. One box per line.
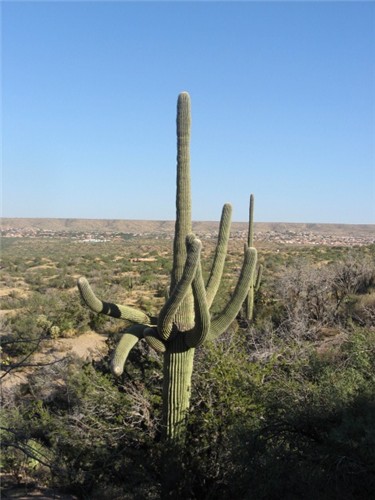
2, 1, 374, 224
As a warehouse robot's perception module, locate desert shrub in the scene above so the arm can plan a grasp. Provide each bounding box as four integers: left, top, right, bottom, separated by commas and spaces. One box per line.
351, 291, 375, 327
226, 327, 375, 500
276, 259, 338, 335
2, 238, 374, 498
47, 272, 76, 290
1, 352, 163, 498
271, 253, 375, 340
157, 323, 375, 500
0, 289, 93, 364
1, 314, 47, 358
331, 254, 375, 296
3, 323, 375, 499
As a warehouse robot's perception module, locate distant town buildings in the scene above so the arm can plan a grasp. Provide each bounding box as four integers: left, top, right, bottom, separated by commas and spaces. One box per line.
230, 229, 374, 247
1, 225, 374, 247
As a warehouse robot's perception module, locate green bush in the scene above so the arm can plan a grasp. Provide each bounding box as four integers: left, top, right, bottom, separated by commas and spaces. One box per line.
227, 328, 375, 500
1, 355, 163, 498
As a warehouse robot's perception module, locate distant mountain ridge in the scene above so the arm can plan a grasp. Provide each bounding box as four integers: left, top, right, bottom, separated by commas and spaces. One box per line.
1, 218, 374, 238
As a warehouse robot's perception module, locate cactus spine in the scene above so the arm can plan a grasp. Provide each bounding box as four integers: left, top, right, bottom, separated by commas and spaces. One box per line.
77, 92, 257, 442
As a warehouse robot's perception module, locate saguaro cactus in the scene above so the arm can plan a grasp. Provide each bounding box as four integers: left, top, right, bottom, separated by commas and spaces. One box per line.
77, 92, 257, 442
244, 194, 263, 322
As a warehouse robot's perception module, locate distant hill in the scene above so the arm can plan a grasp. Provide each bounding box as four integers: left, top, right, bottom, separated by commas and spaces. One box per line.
1, 217, 374, 238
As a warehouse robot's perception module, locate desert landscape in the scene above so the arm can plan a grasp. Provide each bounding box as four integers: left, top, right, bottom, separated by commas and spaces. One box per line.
1, 216, 375, 498
2, 218, 374, 246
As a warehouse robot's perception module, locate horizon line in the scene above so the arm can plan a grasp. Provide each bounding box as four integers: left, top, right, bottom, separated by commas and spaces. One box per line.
1, 216, 374, 227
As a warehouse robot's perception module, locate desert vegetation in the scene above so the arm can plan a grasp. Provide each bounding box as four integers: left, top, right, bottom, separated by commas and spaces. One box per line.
1, 231, 374, 499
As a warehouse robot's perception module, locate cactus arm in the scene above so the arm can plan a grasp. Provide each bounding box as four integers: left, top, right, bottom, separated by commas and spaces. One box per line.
245, 263, 263, 321
244, 194, 262, 322
111, 324, 147, 376
184, 261, 210, 348
245, 240, 255, 321
208, 247, 258, 340
245, 283, 255, 323
205, 203, 232, 308
77, 277, 103, 313
158, 235, 202, 341
248, 194, 254, 248
143, 327, 167, 353
247, 193, 255, 321
77, 277, 151, 324
255, 264, 263, 291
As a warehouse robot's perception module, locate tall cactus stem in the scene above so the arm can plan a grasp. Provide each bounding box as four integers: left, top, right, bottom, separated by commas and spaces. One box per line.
171, 93, 192, 297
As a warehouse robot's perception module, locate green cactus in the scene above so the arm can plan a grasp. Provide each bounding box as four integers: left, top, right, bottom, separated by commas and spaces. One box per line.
77, 92, 257, 442
244, 194, 263, 322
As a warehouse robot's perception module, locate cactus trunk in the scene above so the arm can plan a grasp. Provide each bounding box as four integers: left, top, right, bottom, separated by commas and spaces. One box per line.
162, 337, 195, 442
162, 93, 195, 441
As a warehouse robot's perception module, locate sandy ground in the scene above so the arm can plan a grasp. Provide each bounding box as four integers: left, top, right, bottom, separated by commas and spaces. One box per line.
1, 332, 109, 391
57, 331, 108, 359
